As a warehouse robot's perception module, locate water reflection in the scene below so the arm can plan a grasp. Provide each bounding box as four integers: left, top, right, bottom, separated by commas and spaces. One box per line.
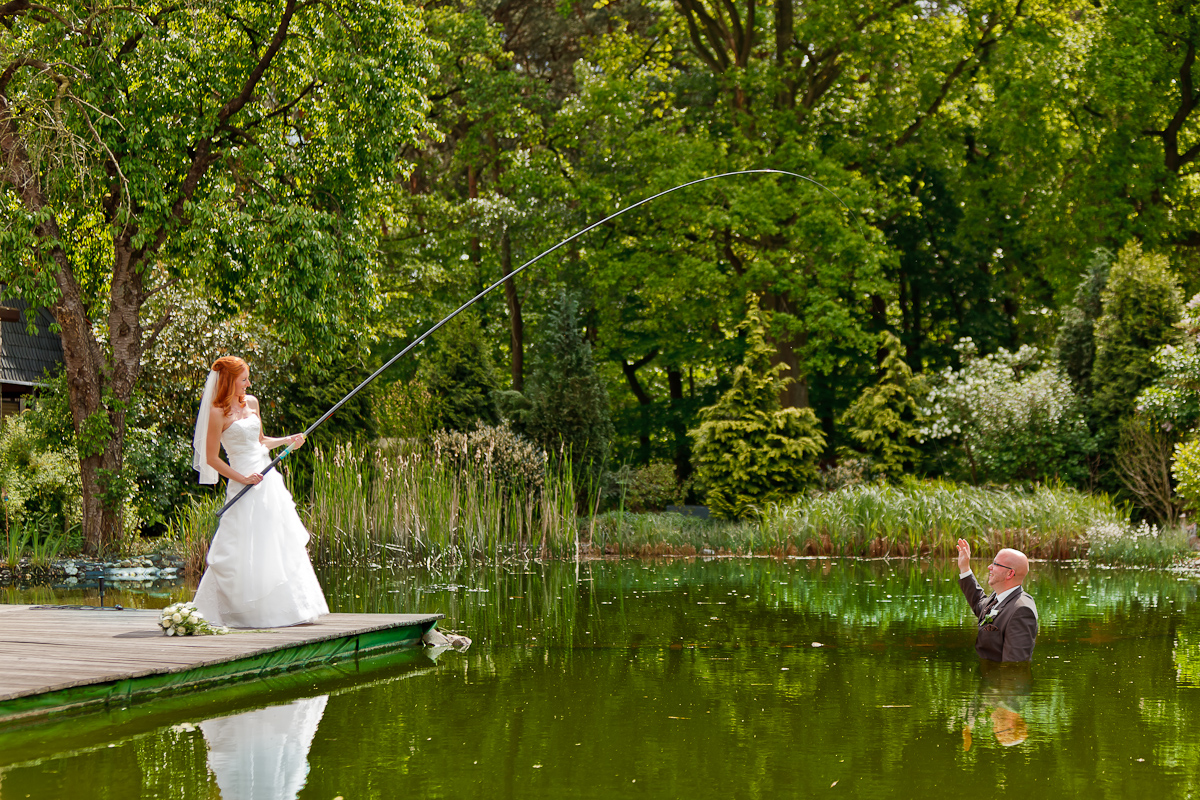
2, 559, 1199, 798
962, 661, 1033, 749
199, 695, 328, 800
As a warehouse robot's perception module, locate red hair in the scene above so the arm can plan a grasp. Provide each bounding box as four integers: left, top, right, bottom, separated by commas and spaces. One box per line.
211, 356, 248, 416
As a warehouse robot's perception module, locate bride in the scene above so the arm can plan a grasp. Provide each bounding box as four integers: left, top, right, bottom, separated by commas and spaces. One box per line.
191, 356, 329, 628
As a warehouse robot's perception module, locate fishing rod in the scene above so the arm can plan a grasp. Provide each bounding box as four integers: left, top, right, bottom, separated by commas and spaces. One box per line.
216, 168, 865, 517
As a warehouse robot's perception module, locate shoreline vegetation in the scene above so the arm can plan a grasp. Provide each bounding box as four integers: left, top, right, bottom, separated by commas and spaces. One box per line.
143, 444, 1198, 580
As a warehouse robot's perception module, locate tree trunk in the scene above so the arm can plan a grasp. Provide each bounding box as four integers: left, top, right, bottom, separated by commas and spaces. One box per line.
667, 365, 692, 481
760, 290, 809, 408
621, 351, 657, 460
1, 96, 127, 554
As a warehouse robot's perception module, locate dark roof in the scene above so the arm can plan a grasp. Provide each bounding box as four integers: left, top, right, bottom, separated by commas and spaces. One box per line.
1, 295, 63, 388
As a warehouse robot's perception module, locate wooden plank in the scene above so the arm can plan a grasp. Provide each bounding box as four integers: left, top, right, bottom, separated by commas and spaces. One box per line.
0, 604, 442, 723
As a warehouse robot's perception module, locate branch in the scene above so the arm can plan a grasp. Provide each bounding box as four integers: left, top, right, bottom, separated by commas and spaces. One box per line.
0, 1, 75, 31
675, 0, 730, 72
890, 1, 1022, 151
1160, 37, 1198, 173
141, 305, 175, 355
148, 0, 300, 259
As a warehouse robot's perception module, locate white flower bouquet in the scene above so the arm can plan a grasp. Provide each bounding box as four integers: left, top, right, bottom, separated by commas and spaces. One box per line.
159, 602, 228, 636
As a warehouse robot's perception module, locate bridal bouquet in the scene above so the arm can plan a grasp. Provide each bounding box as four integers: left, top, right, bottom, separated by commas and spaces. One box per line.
160, 602, 228, 636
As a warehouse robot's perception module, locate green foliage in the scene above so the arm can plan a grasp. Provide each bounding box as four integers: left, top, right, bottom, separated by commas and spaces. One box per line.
1092, 242, 1184, 433
420, 312, 501, 433
523, 292, 615, 498
123, 426, 195, 535
838, 332, 921, 481
307, 440, 577, 563
1136, 293, 1200, 433
136, 283, 288, 440
690, 303, 826, 520
1055, 248, 1113, 398
271, 346, 379, 500
0, 413, 81, 540
607, 462, 682, 513
763, 481, 1126, 559
918, 340, 1095, 485
1174, 438, 1200, 514
372, 380, 436, 441
429, 423, 548, 494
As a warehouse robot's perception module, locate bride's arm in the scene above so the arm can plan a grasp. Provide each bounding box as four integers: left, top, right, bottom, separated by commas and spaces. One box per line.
249, 396, 305, 450
206, 405, 262, 485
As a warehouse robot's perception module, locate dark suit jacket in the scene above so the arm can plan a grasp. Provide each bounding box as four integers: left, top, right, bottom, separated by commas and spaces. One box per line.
959, 574, 1038, 662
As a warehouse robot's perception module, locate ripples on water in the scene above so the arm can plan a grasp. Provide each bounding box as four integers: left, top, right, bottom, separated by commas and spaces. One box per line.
2, 558, 1199, 798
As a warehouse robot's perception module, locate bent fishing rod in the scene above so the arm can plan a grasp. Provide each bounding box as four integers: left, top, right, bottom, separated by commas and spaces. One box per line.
215, 168, 865, 517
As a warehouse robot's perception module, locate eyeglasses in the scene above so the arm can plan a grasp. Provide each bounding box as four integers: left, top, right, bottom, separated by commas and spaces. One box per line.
989, 560, 1014, 572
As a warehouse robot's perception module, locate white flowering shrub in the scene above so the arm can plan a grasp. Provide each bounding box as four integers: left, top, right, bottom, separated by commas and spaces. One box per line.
1085, 518, 1188, 566
918, 339, 1094, 485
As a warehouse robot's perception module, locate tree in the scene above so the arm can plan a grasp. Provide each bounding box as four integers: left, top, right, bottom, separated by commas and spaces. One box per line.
690, 301, 825, 519
1092, 243, 1185, 438
523, 291, 614, 502
1055, 248, 1114, 398
0, 1, 433, 552
838, 332, 921, 481
420, 311, 501, 432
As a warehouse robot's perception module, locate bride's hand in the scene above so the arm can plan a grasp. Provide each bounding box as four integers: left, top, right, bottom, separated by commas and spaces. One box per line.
242, 472, 264, 485
289, 433, 306, 449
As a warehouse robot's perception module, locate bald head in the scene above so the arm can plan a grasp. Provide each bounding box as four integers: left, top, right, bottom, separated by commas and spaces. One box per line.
987, 548, 1029, 591
998, 548, 1029, 580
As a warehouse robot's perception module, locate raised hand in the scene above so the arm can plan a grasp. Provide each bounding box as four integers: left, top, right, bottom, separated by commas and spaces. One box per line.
956, 538, 971, 573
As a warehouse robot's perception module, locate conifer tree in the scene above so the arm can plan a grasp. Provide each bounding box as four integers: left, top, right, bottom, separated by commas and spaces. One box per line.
838, 331, 920, 481
690, 301, 826, 519
524, 291, 614, 499
420, 312, 501, 432
1092, 243, 1184, 438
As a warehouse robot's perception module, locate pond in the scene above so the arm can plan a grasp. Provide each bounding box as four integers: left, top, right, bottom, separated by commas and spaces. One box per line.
2, 557, 1199, 798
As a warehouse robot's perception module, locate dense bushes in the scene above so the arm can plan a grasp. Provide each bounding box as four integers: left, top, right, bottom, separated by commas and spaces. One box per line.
0, 413, 81, 543
518, 291, 614, 505
917, 339, 1095, 485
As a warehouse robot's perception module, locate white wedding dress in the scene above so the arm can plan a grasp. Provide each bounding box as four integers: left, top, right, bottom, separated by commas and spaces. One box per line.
193, 415, 329, 628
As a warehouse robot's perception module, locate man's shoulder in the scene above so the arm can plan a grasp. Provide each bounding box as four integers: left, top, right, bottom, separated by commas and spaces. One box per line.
1014, 588, 1038, 614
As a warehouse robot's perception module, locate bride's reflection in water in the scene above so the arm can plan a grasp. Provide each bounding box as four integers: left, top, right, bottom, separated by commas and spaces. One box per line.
199, 695, 329, 800
962, 661, 1033, 750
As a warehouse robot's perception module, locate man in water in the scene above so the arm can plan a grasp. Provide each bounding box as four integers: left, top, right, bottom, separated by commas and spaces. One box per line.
956, 539, 1038, 662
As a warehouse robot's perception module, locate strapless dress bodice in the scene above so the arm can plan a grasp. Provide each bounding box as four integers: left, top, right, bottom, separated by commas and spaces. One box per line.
221, 416, 269, 470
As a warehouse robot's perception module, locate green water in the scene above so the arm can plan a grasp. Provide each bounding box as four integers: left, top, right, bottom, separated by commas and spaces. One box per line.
2, 557, 1200, 798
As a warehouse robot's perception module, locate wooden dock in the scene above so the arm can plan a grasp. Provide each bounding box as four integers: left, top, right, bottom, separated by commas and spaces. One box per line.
0, 604, 442, 725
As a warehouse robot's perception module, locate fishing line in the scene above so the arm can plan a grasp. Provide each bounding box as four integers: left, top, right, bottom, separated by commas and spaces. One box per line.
216, 168, 866, 516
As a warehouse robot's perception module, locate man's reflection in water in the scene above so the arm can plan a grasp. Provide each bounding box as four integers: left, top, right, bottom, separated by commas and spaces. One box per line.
962, 661, 1032, 750
199, 695, 329, 800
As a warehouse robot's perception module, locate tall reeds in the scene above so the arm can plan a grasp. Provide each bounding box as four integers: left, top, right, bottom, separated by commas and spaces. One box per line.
162, 494, 222, 580
305, 441, 579, 565
762, 480, 1128, 558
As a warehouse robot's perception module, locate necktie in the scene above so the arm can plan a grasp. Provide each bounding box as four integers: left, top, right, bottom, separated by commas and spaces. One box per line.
981, 595, 998, 620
